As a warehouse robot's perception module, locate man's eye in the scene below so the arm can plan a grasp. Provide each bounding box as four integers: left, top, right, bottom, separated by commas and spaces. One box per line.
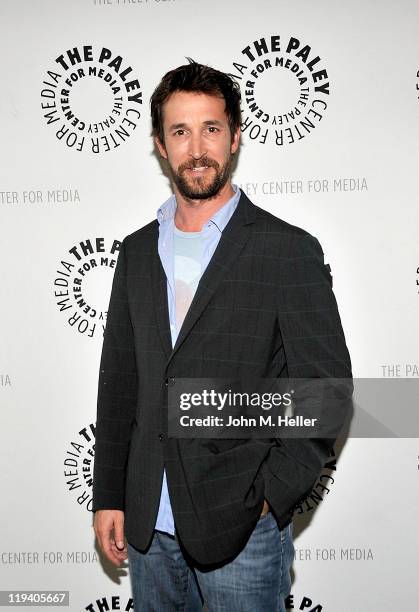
174, 129, 185, 136
208, 126, 219, 133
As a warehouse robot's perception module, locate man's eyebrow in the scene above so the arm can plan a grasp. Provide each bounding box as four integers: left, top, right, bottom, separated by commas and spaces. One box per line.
169, 122, 187, 130
168, 120, 225, 130
203, 120, 224, 126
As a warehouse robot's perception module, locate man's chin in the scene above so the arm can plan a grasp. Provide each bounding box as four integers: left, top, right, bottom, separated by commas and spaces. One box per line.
179, 188, 219, 200
176, 178, 221, 200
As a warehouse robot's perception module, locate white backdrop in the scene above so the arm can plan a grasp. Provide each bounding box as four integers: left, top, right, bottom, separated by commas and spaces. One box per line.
1, 0, 419, 610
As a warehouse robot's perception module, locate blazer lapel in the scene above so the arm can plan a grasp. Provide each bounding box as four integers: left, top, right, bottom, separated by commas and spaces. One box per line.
164, 189, 256, 370
150, 223, 173, 361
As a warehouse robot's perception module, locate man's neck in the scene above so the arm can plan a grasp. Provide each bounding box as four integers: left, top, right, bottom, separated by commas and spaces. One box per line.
174, 181, 235, 232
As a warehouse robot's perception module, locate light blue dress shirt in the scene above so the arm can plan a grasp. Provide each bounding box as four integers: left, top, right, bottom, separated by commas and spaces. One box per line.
154, 184, 241, 535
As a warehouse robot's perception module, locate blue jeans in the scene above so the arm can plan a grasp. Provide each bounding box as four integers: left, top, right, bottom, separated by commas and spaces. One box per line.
127, 512, 294, 611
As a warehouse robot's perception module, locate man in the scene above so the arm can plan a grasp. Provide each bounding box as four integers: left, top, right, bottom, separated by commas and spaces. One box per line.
93, 61, 352, 611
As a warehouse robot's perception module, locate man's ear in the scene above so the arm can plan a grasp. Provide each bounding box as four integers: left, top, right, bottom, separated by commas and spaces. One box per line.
154, 135, 168, 160
231, 126, 241, 155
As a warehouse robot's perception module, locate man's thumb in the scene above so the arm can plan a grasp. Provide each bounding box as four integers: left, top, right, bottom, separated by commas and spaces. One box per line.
114, 519, 125, 549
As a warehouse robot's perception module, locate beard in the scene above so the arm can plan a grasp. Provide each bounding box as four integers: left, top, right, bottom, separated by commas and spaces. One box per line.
168, 154, 233, 200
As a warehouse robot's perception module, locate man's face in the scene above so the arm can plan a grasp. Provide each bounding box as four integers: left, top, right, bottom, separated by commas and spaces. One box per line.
155, 90, 240, 200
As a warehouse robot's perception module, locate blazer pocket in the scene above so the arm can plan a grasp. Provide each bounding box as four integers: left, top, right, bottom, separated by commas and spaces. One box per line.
201, 438, 249, 454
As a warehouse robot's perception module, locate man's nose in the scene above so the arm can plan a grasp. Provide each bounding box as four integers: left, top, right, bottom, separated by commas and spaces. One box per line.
189, 132, 207, 160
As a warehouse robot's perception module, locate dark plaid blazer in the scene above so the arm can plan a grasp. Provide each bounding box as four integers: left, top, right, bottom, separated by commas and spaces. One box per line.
92, 189, 352, 566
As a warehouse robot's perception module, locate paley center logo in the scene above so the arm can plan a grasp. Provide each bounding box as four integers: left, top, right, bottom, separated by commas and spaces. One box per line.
293, 447, 337, 516
229, 34, 330, 146
64, 423, 96, 512
286, 593, 324, 611
84, 594, 133, 611
53, 237, 121, 339
41, 45, 142, 153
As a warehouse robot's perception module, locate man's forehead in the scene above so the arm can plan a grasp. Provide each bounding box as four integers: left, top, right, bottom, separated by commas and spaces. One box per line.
162, 90, 227, 121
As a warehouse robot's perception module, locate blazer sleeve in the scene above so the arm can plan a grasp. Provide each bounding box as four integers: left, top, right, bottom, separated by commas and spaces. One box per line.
261, 233, 353, 526
92, 237, 138, 512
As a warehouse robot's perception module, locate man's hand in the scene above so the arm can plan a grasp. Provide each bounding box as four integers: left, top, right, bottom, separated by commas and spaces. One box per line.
260, 499, 270, 517
94, 510, 128, 567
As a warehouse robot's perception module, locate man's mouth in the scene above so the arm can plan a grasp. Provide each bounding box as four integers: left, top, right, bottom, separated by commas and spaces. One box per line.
189, 166, 209, 172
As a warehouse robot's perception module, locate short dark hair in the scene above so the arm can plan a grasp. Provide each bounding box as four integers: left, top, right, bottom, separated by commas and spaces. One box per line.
150, 59, 242, 144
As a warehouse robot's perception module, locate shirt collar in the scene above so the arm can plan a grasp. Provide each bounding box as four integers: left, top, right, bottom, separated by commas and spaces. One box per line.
157, 184, 241, 232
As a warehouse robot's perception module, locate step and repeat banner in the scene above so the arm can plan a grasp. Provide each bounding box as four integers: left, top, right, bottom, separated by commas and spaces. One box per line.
1, 0, 419, 610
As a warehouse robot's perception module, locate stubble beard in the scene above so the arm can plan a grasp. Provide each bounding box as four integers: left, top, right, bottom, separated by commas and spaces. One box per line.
169, 154, 233, 201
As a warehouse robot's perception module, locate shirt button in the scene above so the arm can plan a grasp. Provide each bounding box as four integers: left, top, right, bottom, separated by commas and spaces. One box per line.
165, 377, 175, 387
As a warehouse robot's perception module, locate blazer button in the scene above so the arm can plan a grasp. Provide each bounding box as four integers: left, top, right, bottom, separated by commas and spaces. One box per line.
158, 433, 164, 441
